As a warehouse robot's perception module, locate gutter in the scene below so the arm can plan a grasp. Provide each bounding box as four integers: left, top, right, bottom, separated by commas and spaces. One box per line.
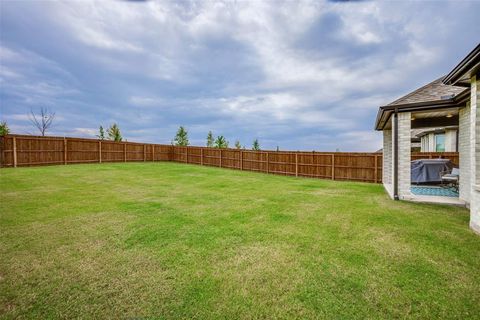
393, 108, 399, 200
443, 43, 480, 85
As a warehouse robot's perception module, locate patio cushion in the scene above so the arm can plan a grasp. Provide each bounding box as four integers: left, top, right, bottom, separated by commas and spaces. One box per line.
442, 174, 459, 181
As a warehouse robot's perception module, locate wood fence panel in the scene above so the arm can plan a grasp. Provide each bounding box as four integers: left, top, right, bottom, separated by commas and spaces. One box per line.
101, 141, 126, 162
221, 149, 240, 169
152, 144, 172, 161
187, 147, 202, 165
297, 153, 332, 179
7, 135, 64, 166
126, 143, 144, 162
172, 146, 187, 163
202, 148, 220, 167
66, 138, 98, 164
333, 154, 376, 182
265, 152, 296, 176
242, 151, 267, 172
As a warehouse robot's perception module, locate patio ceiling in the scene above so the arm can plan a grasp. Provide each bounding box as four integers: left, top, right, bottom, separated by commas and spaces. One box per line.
382, 107, 460, 129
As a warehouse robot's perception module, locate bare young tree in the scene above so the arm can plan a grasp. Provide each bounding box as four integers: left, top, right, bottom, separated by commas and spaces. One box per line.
29, 107, 55, 136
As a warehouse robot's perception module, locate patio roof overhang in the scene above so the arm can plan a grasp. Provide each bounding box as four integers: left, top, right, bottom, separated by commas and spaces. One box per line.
443, 43, 480, 87
374, 89, 469, 130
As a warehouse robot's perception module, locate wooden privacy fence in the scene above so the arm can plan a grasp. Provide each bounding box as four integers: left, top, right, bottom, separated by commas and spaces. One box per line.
170, 146, 383, 183
0, 135, 172, 167
0, 134, 459, 184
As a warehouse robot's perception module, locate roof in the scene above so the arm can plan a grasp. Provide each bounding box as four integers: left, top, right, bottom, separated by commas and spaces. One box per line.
387, 76, 466, 107
443, 43, 480, 86
374, 76, 469, 130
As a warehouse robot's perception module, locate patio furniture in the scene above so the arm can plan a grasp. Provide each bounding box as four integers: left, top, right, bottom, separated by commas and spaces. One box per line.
441, 167, 460, 192
411, 159, 454, 184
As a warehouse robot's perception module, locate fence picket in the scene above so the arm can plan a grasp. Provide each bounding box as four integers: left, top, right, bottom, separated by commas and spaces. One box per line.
13, 137, 17, 168
63, 137, 67, 165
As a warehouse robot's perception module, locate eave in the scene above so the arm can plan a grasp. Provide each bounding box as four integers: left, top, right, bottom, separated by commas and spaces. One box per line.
443, 43, 480, 86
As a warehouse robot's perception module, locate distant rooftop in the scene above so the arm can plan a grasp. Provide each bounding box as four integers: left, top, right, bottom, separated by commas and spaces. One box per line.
387, 76, 467, 107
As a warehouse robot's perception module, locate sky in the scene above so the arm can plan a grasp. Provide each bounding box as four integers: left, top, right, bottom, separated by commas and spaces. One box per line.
0, 0, 479, 151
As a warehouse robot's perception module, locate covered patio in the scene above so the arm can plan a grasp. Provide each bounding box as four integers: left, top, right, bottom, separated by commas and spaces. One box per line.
375, 76, 467, 205
375, 43, 480, 234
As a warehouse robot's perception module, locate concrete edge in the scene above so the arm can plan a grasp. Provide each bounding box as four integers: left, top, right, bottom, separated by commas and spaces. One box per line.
470, 221, 480, 235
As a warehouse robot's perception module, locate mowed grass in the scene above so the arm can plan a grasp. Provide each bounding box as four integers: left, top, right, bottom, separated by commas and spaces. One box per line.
1, 162, 479, 319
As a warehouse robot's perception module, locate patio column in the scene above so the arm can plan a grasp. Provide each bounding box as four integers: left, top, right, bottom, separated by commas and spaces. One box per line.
382, 127, 393, 198
470, 73, 480, 234
459, 101, 471, 204
393, 111, 412, 200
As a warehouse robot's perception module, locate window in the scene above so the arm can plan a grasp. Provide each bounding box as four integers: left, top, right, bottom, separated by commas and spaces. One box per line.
435, 133, 445, 152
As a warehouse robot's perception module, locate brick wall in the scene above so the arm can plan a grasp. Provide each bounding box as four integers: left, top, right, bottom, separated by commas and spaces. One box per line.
383, 128, 393, 198
470, 74, 480, 233
459, 101, 471, 203
398, 112, 412, 198
382, 113, 411, 200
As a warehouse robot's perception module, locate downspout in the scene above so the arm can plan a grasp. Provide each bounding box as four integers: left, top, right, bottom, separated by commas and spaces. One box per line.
393, 108, 399, 200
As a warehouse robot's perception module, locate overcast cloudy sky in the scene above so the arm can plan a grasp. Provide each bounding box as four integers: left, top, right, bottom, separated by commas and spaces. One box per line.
0, 0, 478, 151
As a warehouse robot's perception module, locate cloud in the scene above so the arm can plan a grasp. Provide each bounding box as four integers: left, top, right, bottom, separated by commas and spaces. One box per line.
71, 127, 98, 137
129, 96, 164, 107
0, 0, 479, 151
4, 114, 30, 121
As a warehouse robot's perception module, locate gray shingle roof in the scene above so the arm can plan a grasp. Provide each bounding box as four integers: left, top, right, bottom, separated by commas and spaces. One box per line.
387, 76, 467, 106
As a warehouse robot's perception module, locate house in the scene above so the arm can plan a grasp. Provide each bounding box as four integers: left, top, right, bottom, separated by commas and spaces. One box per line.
375, 43, 480, 234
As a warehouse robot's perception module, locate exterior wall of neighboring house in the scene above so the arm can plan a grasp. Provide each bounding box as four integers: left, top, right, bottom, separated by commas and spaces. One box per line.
459, 101, 471, 204
445, 129, 457, 152
398, 112, 412, 199
420, 133, 433, 151
420, 134, 430, 152
470, 74, 480, 233
420, 129, 457, 152
382, 127, 393, 198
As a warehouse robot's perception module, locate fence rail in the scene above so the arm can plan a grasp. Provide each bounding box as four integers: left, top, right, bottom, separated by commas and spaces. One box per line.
0, 134, 459, 183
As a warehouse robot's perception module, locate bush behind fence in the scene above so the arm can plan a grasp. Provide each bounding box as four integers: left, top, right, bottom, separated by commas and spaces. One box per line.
0, 134, 460, 184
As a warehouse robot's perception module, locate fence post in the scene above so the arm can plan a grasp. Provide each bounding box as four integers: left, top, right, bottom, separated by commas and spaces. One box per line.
374, 154, 378, 183
220, 149, 222, 167
13, 136, 17, 168
266, 152, 269, 174
152, 145, 155, 162
331, 154, 335, 180
144, 144, 146, 161
124, 143, 127, 162
240, 150, 243, 170
28, 139, 31, 165
201, 148, 203, 165
185, 147, 188, 163
295, 153, 298, 177
99, 140, 102, 163
63, 137, 67, 165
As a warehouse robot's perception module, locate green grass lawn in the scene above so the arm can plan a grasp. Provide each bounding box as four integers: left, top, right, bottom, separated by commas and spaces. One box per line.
1, 162, 479, 319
